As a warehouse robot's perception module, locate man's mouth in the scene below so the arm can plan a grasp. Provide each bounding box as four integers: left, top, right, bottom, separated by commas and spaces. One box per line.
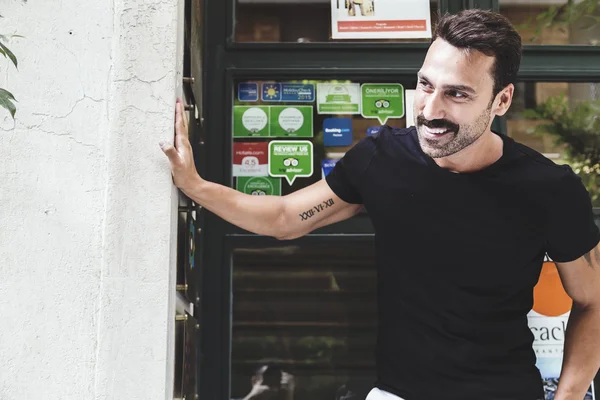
422, 125, 453, 137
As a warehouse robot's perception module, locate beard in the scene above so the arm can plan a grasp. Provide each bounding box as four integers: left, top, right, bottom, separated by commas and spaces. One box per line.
414, 103, 493, 159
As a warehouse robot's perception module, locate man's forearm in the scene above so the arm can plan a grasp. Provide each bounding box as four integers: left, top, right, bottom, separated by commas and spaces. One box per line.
182, 177, 287, 238
555, 303, 600, 400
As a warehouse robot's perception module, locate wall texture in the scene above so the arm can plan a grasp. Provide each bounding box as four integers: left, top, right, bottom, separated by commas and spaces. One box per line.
0, 0, 182, 399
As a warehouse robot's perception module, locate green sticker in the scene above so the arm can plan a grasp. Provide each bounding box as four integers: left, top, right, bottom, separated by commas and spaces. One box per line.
236, 176, 281, 196
317, 83, 361, 114
361, 84, 405, 124
270, 106, 313, 137
234, 106, 270, 137
269, 140, 313, 185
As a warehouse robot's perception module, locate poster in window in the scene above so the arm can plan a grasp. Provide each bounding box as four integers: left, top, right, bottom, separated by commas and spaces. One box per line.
527, 260, 596, 400
330, 0, 432, 40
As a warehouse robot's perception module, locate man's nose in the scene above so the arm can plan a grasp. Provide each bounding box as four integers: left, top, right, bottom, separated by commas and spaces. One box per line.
422, 92, 446, 121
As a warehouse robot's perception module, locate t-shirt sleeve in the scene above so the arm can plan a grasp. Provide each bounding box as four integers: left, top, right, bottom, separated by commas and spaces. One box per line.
325, 135, 377, 204
545, 166, 600, 262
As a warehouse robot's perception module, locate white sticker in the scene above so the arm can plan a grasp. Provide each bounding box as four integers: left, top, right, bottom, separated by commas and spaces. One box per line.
278, 107, 304, 133
242, 107, 268, 133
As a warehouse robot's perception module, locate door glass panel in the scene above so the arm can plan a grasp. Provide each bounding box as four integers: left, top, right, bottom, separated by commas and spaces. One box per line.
232, 78, 417, 195
234, 0, 439, 43
506, 80, 600, 204
230, 241, 377, 400
500, 0, 600, 45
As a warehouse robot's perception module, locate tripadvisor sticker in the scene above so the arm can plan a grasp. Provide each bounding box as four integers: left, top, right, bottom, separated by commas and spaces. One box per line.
269, 140, 313, 185
361, 83, 404, 125
237, 176, 281, 196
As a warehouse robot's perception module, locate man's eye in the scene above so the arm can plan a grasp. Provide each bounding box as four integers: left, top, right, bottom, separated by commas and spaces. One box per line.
448, 90, 467, 99
418, 80, 432, 89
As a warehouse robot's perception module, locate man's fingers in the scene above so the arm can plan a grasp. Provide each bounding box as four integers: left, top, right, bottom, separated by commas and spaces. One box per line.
160, 141, 181, 166
175, 100, 190, 149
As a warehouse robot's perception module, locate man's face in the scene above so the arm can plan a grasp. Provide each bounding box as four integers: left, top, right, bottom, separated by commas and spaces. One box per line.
414, 38, 498, 158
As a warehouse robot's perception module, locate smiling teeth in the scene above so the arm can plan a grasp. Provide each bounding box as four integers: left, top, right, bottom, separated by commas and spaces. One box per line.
427, 127, 448, 134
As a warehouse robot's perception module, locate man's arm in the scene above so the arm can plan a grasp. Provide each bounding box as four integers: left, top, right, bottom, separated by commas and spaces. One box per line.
553, 242, 600, 400
160, 99, 361, 240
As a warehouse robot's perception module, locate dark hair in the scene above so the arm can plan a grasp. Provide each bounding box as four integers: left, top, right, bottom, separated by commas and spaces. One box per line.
433, 9, 522, 97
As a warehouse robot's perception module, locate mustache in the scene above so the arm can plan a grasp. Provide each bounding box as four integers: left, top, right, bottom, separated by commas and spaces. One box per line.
416, 115, 459, 132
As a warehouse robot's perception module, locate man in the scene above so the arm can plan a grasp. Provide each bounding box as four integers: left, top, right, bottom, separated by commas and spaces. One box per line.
161, 9, 600, 400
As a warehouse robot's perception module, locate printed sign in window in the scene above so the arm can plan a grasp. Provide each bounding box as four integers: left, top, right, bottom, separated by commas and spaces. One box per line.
323, 118, 353, 146
233, 142, 269, 177
330, 0, 432, 40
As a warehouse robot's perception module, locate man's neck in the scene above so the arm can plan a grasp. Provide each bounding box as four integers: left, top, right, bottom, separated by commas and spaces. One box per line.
433, 130, 504, 173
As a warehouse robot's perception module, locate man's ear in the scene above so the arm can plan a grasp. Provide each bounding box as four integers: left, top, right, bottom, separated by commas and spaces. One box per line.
493, 84, 514, 117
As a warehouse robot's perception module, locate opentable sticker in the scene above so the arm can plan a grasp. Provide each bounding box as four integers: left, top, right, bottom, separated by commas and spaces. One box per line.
268, 140, 313, 185
361, 83, 404, 124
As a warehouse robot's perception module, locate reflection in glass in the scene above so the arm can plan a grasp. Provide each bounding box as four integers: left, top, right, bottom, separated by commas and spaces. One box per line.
507, 81, 600, 204
500, 0, 600, 45
230, 242, 377, 400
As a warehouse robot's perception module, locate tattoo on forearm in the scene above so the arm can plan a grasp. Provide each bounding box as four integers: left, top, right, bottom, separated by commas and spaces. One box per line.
299, 198, 335, 221
583, 246, 600, 269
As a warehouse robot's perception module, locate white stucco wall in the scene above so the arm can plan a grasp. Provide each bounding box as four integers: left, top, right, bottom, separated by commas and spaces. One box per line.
0, 1, 182, 399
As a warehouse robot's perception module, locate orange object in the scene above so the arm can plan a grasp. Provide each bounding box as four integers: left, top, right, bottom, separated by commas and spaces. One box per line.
532, 262, 573, 317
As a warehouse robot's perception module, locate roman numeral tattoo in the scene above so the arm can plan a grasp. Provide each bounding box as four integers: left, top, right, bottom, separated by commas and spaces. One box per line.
299, 198, 335, 221
583, 246, 600, 269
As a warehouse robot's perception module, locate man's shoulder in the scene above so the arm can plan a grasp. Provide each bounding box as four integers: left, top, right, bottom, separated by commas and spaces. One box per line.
506, 138, 580, 188
366, 125, 421, 154
370, 125, 416, 140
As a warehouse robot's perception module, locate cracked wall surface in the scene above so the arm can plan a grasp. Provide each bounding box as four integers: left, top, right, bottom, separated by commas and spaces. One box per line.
0, 0, 182, 399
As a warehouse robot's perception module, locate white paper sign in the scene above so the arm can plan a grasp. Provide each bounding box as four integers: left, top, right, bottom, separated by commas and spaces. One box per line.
331, 0, 432, 40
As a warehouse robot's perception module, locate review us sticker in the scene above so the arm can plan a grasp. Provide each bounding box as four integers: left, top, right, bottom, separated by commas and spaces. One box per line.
268, 140, 313, 185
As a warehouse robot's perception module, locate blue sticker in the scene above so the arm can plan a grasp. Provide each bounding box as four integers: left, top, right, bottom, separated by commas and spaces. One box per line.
262, 83, 282, 102
238, 82, 259, 102
367, 126, 381, 136
281, 84, 315, 102
323, 118, 353, 147
262, 83, 315, 102
322, 159, 339, 178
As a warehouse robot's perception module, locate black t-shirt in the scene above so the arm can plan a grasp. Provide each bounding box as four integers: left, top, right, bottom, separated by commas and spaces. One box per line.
325, 126, 600, 400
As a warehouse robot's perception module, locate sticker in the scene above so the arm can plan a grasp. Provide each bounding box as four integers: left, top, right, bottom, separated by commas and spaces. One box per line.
268, 140, 314, 185
367, 126, 381, 136
321, 159, 339, 178
405, 89, 416, 128
323, 117, 353, 146
281, 83, 315, 102
238, 82, 259, 102
236, 176, 281, 196
262, 83, 282, 102
262, 83, 315, 103
361, 83, 405, 124
233, 142, 269, 176
330, 0, 432, 40
234, 106, 270, 137
317, 83, 361, 114
270, 106, 313, 137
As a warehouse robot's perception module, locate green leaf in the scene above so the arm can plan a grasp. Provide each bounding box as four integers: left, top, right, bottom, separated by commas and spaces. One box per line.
0, 41, 17, 68
0, 88, 17, 118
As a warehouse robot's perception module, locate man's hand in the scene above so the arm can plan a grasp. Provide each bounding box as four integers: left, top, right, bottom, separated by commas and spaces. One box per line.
242, 375, 270, 400
160, 98, 201, 192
